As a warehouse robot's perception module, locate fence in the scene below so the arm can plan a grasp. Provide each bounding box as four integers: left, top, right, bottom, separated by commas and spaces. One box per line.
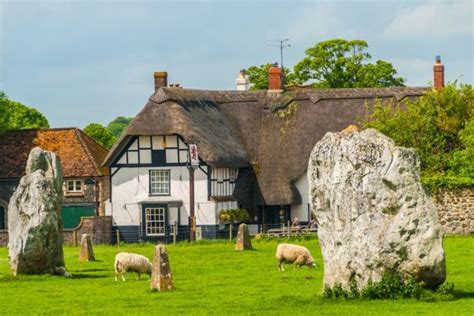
66, 221, 318, 246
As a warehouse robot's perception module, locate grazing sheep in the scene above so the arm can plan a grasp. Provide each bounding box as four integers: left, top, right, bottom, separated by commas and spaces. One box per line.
275, 243, 316, 271
114, 252, 152, 281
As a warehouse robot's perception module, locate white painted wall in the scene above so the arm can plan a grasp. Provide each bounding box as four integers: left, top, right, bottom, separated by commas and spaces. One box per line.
291, 171, 311, 222
108, 165, 232, 226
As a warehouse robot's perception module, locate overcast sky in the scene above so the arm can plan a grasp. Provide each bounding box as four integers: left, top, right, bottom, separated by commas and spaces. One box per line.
1, 0, 473, 128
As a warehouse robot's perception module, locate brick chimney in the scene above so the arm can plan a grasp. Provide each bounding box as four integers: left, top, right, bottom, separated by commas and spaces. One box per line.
433, 56, 444, 91
268, 64, 283, 91
154, 71, 168, 91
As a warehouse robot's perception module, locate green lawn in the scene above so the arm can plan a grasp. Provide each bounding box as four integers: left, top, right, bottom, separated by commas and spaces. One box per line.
0, 236, 472, 315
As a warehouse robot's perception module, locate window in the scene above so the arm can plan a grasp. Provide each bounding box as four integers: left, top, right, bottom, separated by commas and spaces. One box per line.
145, 207, 165, 236
150, 170, 170, 195
66, 180, 83, 193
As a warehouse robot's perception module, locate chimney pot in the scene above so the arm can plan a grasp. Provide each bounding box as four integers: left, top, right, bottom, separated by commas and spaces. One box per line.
268, 66, 283, 91
236, 69, 250, 91
433, 56, 444, 92
154, 71, 168, 91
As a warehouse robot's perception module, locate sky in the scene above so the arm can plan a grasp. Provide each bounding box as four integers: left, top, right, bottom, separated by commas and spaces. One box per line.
1, 0, 473, 128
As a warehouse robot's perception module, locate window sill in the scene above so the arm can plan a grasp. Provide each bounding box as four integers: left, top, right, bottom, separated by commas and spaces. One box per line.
64, 192, 85, 197
148, 194, 171, 197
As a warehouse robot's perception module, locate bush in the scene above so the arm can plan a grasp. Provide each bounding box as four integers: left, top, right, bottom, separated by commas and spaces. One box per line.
361, 83, 473, 190
323, 272, 448, 301
218, 208, 249, 224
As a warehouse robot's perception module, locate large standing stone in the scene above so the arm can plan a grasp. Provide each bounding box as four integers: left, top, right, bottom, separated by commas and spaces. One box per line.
308, 128, 445, 290
8, 147, 69, 276
150, 244, 174, 291
79, 234, 95, 262
235, 223, 252, 251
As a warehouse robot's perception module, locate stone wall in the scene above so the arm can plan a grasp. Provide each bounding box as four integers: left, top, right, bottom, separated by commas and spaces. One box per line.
0, 216, 113, 246
436, 187, 474, 235
63, 216, 113, 245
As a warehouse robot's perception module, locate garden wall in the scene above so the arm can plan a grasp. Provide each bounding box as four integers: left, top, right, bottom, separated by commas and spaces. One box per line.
0, 216, 113, 246
436, 187, 474, 235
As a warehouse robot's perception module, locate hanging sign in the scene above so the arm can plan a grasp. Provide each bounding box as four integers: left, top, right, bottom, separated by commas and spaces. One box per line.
189, 143, 199, 166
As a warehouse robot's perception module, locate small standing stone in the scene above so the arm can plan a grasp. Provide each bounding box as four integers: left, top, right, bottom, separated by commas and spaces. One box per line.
235, 223, 252, 251
150, 244, 174, 292
79, 234, 95, 262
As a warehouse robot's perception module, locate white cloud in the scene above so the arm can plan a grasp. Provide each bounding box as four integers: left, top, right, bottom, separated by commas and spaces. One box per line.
384, 1, 473, 39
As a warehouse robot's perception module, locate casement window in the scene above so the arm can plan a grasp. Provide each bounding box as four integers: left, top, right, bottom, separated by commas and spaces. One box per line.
66, 180, 83, 193
145, 207, 165, 236
150, 170, 170, 195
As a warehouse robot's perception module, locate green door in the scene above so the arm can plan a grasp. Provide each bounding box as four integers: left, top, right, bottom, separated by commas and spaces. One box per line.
61, 206, 95, 229
0, 206, 4, 230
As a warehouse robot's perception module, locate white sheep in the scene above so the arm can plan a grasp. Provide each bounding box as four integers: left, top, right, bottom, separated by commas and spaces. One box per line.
114, 252, 152, 281
275, 243, 316, 271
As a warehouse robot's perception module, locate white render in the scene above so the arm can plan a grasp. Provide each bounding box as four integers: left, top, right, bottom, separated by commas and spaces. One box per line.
291, 172, 311, 222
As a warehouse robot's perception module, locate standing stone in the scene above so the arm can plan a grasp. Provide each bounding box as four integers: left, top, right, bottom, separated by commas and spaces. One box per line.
150, 244, 174, 291
79, 234, 95, 262
8, 147, 69, 276
235, 223, 252, 251
308, 128, 445, 290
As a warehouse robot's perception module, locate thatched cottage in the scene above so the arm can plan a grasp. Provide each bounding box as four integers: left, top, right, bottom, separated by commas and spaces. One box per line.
103, 61, 447, 242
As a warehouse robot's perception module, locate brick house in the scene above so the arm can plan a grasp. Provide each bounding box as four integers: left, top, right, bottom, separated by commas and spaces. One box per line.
0, 128, 109, 232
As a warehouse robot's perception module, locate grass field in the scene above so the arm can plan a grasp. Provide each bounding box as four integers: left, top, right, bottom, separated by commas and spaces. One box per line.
0, 236, 472, 315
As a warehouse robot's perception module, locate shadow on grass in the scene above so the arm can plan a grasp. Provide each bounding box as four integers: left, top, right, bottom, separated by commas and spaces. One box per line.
453, 290, 474, 300
71, 274, 109, 279
73, 268, 109, 273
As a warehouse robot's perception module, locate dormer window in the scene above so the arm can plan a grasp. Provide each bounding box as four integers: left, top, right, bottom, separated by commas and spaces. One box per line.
66, 179, 83, 194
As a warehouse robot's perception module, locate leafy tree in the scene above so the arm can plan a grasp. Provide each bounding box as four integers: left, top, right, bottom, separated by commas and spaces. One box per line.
361, 83, 473, 190
84, 123, 116, 149
107, 116, 133, 138
245, 64, 300, 90
0, 90, 49, 132
294, 39, 404, 88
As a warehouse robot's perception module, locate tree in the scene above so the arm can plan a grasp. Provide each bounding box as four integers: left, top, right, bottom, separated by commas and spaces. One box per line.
107, 116, 133, 138
245, 64, 300, 90
294, 39, 404, 88
84, 123, 116, 149
361, 83, 473, 189
0, 90, 49, 133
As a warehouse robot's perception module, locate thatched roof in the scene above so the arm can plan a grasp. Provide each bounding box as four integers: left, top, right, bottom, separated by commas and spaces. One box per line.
104, 86, 428, 205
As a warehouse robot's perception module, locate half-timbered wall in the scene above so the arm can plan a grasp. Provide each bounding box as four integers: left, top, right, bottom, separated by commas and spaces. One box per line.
108, 134, 239, 239
210, 167, 238, 197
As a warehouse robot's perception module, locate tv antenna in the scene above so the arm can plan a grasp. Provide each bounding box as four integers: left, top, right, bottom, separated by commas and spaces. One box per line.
267, 38, 291, 70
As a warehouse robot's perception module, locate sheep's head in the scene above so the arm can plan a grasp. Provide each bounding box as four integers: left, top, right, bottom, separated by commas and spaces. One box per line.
307, 256, 316, 269
147, 263, 153, 275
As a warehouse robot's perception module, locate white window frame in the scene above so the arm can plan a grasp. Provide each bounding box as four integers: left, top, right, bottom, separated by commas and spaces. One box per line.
150, 169, 170, 195
66, 179, 84, 193
145, 207, 166, 236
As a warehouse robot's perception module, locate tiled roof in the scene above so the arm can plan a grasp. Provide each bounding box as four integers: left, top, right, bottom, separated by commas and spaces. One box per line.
0, 128, 108, 179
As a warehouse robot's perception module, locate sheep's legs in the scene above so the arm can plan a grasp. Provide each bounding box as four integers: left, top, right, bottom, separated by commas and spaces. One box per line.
122, 272, 126, 281
278, 261, 285, 272
137, 273, 141, 280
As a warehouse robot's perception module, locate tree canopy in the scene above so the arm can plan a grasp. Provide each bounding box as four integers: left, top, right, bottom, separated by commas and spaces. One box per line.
107, 116, 132, 138
245, 64, 299, 90
84, 123, 116, 149
0, 91, 49, 133
361, 83, 473, 190
246, 39, 404, 89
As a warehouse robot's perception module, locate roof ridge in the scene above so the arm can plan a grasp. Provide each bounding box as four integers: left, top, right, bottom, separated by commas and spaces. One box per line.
74, 129, 102, 176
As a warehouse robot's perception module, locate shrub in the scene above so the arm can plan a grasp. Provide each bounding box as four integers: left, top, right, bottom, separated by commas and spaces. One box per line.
218, 208, 249, 224
361, 83, 473, 191
323, 271, 448, 301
